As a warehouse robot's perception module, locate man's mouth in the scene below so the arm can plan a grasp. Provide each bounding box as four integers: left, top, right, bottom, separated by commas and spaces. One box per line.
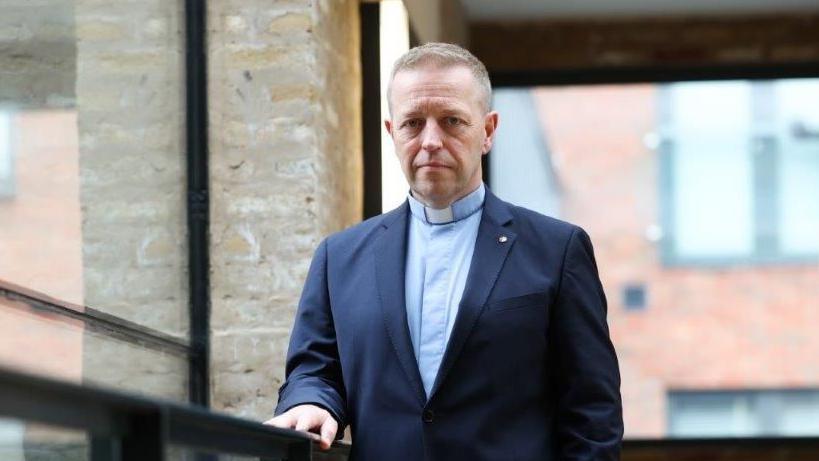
417, 162, 450, 169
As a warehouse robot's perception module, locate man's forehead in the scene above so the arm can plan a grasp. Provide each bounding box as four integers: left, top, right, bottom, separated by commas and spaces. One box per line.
399, 95, 471, 115
391, 66, 479, 110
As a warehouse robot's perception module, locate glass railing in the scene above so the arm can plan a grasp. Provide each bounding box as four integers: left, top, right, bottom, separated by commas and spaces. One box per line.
0, 279, 190, 402
0, 366, 350, 460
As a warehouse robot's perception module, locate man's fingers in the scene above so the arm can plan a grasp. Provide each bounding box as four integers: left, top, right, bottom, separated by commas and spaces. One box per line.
319, 417, 338, 450
264, 405, 333, 447
263, 413, 296, 428
294, 413, 313, 432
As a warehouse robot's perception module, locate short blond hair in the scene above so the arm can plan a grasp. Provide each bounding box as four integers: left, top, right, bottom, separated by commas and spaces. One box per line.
388, 42, 492, 114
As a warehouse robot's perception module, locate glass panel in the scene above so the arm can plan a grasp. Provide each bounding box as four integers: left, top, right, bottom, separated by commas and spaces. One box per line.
671, 134, 753, 257
0, 294, 187, 401
0, 0, 188, 335
669, 393, 758, 437
669, 82, 751, 135
776, 79, 819, 255
0, 111, 14, 197
0, 418, 88, 461
488, 79, 819, 440
0, 0, 189, 395
669, 82, 754, 258
780, 393, 819, 435
669, 391, 819, 437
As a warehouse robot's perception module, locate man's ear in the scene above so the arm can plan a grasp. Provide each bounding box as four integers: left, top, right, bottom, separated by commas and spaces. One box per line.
384, 119, 393, 137
482, 111, 499, 154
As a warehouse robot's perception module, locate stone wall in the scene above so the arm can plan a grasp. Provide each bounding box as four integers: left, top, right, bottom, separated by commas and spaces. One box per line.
75, 0, 188, 399
0, 0, 75, 109
208, 0, 362, 420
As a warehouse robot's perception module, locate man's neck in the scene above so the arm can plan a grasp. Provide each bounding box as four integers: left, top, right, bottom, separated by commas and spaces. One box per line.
411, 184, 482, 210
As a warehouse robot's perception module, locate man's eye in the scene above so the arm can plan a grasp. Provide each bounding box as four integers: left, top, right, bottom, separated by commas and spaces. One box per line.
403, 119, 422, 129
444, 117, 462, 127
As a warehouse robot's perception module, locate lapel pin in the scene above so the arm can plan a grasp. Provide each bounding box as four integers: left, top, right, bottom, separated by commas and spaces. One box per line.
498, 235, 508, 244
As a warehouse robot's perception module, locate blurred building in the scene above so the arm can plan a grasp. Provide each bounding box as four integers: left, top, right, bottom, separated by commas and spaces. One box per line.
492, 82, 819, 437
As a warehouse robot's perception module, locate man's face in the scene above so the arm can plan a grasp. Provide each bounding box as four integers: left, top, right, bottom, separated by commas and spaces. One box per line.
385, 65, 498, 208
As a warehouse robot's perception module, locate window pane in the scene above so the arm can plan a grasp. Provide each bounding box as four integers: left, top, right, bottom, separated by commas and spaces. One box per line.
776, 79, 819, 255
671, 136, 754, 257
669, 82, 751, 135
669, 393, 758, 437
0, 111, 14, 197
781, 392, 819, 435
668, 82, 754, 258
0, 0, 189, 396
669, 391, 819, 437
0, 293, 187, 400
0, 418, 88, 461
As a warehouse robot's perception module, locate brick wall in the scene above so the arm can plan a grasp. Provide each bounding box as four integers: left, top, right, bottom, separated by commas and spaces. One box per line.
532, 85, 819, 437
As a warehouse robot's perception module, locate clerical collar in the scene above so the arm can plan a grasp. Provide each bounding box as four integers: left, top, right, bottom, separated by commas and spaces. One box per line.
407, 183, 485, 225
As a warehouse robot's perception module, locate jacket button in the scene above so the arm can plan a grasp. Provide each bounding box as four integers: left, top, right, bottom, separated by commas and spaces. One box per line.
422, 409, 434, 423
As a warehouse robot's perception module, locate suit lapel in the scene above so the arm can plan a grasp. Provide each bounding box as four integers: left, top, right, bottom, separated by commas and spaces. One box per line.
374, 202, 427, 404
429, 191, 516, 400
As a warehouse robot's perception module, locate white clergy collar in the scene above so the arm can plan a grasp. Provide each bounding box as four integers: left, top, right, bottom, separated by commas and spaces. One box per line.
407, 183, 485, 225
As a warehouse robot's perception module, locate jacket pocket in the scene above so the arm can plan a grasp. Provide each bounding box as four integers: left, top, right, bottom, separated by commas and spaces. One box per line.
484, 292, 548, 312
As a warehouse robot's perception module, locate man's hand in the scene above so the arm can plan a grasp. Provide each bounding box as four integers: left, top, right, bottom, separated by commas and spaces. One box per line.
264, 404, 338, 450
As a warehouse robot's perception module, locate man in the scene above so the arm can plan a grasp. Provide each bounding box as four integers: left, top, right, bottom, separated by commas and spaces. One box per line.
266, 43, 623, 460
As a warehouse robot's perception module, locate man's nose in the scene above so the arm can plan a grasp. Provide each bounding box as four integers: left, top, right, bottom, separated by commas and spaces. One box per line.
420, 121, 443, 152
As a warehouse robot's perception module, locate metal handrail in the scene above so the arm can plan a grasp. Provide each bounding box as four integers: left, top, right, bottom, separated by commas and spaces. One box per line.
0, 366, 350, 460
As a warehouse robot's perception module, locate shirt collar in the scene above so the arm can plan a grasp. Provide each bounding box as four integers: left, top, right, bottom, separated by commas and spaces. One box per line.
407, 183, 485, 225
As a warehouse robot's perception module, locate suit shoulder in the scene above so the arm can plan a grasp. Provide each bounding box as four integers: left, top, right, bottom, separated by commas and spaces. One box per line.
323, 204, 404, 250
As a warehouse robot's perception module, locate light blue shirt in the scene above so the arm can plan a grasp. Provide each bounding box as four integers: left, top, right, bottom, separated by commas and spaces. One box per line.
405, 183, 485, 397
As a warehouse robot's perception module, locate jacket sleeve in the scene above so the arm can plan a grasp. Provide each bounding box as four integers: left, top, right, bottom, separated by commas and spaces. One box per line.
549, 227, 623, 460
275, 238, 347, 430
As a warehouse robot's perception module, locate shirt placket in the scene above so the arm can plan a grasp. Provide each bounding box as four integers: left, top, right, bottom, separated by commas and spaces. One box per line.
418, 223, 454, 396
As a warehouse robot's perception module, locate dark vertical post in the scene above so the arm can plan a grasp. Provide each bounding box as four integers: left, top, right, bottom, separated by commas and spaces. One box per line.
184, 0, 211, 408
361, 2, 382, 219
122, 410, 167, 461
286, 440, 312, 461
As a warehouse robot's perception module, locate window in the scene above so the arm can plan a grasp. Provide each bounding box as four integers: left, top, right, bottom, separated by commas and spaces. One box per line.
659, 79, 819, 266
488, 82, 819, 439
0, 111, 14, 199
0, 0, 190, 403
669, 390, 819, 437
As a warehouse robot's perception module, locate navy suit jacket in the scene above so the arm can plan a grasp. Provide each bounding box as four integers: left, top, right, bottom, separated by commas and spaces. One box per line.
276, 190, 623, 460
